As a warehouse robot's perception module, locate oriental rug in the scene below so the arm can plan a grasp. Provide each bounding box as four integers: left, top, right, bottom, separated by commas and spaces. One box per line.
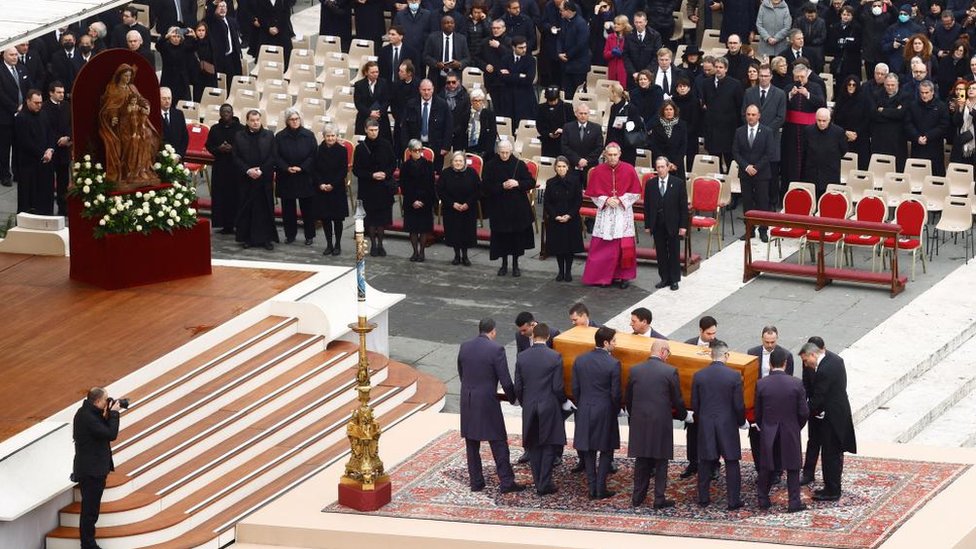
324, 431, 969, 548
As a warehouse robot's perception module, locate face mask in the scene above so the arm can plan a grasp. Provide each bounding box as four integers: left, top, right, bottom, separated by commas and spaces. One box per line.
899, 13, 910, 22
872, 6, 882, 14
809, 0, 818, 4
408, 2, 419, 10
63, 43, 74, 51
79, 45, 92, 54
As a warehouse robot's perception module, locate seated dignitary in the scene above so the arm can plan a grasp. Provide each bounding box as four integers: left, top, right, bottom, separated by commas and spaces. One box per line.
514, 323, 568, 496
627, 340, 692, 509
630, 307, 667, 339
572, 326, 622, 499
754, 347, 809, 512
691, 340, 746, 510
457, 318, 524, 493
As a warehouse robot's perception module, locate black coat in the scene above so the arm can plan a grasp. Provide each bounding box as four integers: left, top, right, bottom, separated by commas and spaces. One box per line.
152, 0, 198, 31
400, 96, 453, 153
312, 141, 349, 219
72, 400, 120, 478
0, 63, 31, 126
802, 123, 848, 192
691, 361, 746, 460
378, 42, 420, 83
458, 334, 515, 441
604, 100, 643, 165
441, 86, 471, 151
827, 21, 862, 82
560, 120, 603, 170
438, 167, 480, 247
905, 97, 951, 175
870, 92, 908, 166
625, 357, 687, 459
456, 107, 497, 157
274, 126, 317, 199
572, 349, 622, 452
399, 156, 436, 233
630, 84, 665, 129
647, 119, 688, 179
497, 53, 537, 124
622, 29, 662, 81
251, 0, 295, 56
157, 36, 196, 103
535, 100, 575, 157
702, 76, 744, 154
755, 370, 808, 470
833, 86, 873, 168
353, 77, 392, 137
47, 50, 79, 97
514, 343, 568, 447
206, 117, 244, 229
353, 136, 396, 225
208, 15, 244, 78
162, 108, 189, 158
543, 173, 585, 255
233, 126, 280, 245
482, 156, 535, 233
809, 351, 857, 453
643, 174, 689, 235
14, 108, 55, 214
42, 98, 71, 167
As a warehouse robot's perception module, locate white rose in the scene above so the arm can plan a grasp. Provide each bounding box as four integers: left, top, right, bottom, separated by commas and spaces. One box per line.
154, 163, 162, 170
145, 215, 153, 222
82, 185, 90, 194
160, 196, 167, 203
165, 144, 175, 152
153, 197, 161, 204
85, 178, 92, 185
166, 166, 173, 174
84, 162, 91, 169
95, 163, 102, 170
109, 208, 117, 215
170, 210, 178, 218
136, 224, 143, 231
187, 208, 197, 215
167, 219, 174, 227
161, 150, 170, 158
135, 191, 143, 198
173, 154, 182, 162
148, 190, 156, 197
96, 175, 103, 182
83, 154, 91, 161
96, 194, 105, 201
73, 162, 81, 169
83, 201, 91, 207
135, 209, 143, 216
99, 219, 106, 226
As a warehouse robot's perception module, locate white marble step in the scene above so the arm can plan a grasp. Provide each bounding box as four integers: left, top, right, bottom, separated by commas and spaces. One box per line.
911, 377, 976, 448
856, 334, 976, 443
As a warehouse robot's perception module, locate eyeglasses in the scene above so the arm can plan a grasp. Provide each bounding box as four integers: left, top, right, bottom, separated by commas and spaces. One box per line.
446, 80, 458, 85
287, 117, 300, 121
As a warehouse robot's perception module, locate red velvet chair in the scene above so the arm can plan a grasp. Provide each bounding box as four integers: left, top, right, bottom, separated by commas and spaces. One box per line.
883, 196, 928, 281
767, 186, 816, 261
841, 193, 887, 271
689, 176, 722, 258
184, 123, 213, 194
805, 190, 851, 267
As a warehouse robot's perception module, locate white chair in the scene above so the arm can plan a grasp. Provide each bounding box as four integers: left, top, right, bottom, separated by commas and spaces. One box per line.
933, 195, 974, 263
903, 157, 932, 193
920, 175, 949, 215
287, 63, 318, 95
514, 119, 537, 142
229, 75, 257, 95
881, 172, 911, 207
231, 88, 260, 111
462, 67, 485, 88
296, 81, 323, 103
262, 78, 288, 98
496, 116, 514, 139
867, 153, 897, 186
691, 153, 721, 176
946, 162, 974, 196
254, 60, 284, 92
314, 35, 343, 67
518, 138, 542, 161
284, 48, 315, 79
701, 29, 723, 51
254, 44, 285, 69
300, 97, 328, 119
840, 152, 857, 184
844, 169, 875, 203
533, 156, 556, 189
176, 100, 199, 122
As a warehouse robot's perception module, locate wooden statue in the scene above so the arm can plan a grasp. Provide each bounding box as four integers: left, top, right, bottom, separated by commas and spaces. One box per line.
98, 64, 160, 190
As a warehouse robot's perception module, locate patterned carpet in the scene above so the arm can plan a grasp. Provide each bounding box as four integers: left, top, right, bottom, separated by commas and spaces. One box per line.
325, 431, 969, 548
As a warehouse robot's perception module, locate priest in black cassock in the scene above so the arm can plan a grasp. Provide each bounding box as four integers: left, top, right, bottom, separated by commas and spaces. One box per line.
43, 81, 72, 216
205, 104, 244, 234
14, 90, 55, 215
801, 108, 847, 197
482, 139, 535, 277
232, 109, 279, 250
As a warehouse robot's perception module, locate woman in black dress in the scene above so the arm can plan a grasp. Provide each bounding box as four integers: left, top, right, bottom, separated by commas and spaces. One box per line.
400, 139, 437, 262
671, 77, 701, 173
604, 81, 644, 166
482, 140, 535, 277
313, 125, 349, 255
832, 76, 873, 170
353, 119, 396, 256
647, 100, 689, 179
630, 69, 665, 129
191, 22, 217, 102
438, 151, 480, 265
543, 156, 584, 282
535, 85, 575, 157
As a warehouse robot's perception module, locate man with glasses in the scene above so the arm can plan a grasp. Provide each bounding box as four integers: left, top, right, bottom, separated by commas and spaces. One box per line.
905, 80, 950, 176
742, 64, 785, 207
459, 88, 497, 156
439, 71, 471, 151
498, 36, 536, 125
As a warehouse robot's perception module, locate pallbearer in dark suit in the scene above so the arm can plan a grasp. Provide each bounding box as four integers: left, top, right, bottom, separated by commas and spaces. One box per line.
626, 340, 691, 508
746, 325, 794, 476
732, 104, 775, 242
572, 326, 622, 499
683, 316, 719, 479
514, 311, 561, 353
643, 156, 688, 291
755, 347, 809, 512
799, 340, 857, 501
458, 318, 524, 493
691, 340, 746, 509
514, 323, 568, 495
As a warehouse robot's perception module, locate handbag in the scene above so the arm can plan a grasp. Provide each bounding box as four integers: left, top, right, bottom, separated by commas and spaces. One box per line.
199, 60, 216, 75
960, 130, 974, 145
623, 126, 647, 148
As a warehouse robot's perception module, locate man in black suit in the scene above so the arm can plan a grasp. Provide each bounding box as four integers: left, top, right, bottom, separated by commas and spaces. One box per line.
800, 335, 823, 484
110, 6, 152, 50
74, 35, 96, 72
682, 315, 719, 479
644, 156, 688, 291
630, 307, 667, 339
746, 325, 794, 477
457, 318, 524, 493
623, 12, 662, 88
649, 48, 683, 100
422, 15, 470, 88
501, 0, 537, 51
14, 43, 46, 94
742, 65, 786, 207
1, 47, 31, 187
755, 347, 809, 512
72, 387, 121, 549
560, 103, 603, 178
702, 56, 744, 172
47, 32, 79, 100
43, 81, 72, 216
497, 36, 536, 126
14, 89, 55, 215
125, 30, 156, 70
160, 87, 189, 157
514, 311, 561, 353
732, 104, 775, 242
627, 339, 691, 508
692, 340, 746, 509
572, 326, 622, 499
514, 323, 568, 496
778, 28, 824, 74
353, 61, 392, 142
152, 0, 198, 35
803, 107, 849, 196
799, 340, 857, 501
379, 26, 419, 84
401, 79, 453, 172
208, 0, 244, 79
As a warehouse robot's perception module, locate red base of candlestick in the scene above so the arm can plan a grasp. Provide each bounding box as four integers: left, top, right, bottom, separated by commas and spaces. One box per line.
337, 478, 392, 511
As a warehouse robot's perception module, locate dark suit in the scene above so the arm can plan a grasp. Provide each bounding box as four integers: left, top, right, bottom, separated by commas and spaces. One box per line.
72, 399, 120, 549
422, 31, 470, 86
560, 120, 602, 176
742, 85, 786, 204
731, 123, 775, 229
208, 15, 244, 79
514, 343, 567, 494
0, 62, 31, 181
18, 52, 46, 93
779, 46, 824, 74
644, 174, 689, 285
691, 360, 746, 507
152, 0, 198, 33
556, 13, 591, 98
514, 326, 561, 353
808, 351, 857, 497
572, 348, 621, 497
378, 43, 419, 83
352, 77, 392, 139
110, 22, 151, 50
649, 66, 684, 98
43, 98, 71, 215
802, 123, 848, 196
702, 76, 744, 163
161, 107, 189, 157
755, 370, 809, 510
400, 96, 453, 170
626, 357, 687, 507
497, 53, 536, 125
622, 29, 662, 86
458, 333, 518, 490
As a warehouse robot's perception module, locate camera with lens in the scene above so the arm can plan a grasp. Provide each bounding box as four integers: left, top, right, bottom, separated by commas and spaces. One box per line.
107, 397, 130, 410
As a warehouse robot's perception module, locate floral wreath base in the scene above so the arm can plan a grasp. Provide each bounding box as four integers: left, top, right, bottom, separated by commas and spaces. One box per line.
68, 144, 199, 239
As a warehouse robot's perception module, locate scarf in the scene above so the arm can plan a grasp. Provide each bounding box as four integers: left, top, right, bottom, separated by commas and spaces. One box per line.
444, 88, 461, 110
659, 116, 678, 138
964, 103, 976, 158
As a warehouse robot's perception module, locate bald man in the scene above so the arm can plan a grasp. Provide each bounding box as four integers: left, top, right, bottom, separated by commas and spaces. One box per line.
732, 104, 776, 242
801, 107, 847, 197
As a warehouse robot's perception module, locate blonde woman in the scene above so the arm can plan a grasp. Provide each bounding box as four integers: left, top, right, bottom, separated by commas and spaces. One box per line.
603, 15, 632, 87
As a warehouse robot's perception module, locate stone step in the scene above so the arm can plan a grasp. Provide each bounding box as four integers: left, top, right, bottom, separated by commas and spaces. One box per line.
911, 374, 976, 448
856, 334, 976, 443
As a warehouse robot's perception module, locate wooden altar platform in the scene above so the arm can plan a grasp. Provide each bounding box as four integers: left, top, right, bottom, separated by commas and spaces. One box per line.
0, 253, 312, 443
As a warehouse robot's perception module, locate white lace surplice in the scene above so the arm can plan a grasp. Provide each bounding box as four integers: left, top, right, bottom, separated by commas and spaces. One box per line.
591, 192, 640, 240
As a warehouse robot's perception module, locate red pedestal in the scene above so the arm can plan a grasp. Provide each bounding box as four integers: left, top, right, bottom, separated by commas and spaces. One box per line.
68, 195, 212, 289
337, 478, 392, 511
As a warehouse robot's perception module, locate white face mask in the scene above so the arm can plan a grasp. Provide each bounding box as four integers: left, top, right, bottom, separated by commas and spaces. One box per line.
408, 2, 419, 10
872, 6, 882, 15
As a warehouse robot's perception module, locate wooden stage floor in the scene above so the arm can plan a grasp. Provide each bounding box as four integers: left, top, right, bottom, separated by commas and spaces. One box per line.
0, 253, 312, 443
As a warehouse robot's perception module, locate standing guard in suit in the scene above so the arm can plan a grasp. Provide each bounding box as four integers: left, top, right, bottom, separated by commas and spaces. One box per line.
560, 103, 603, 179
683, 316, 720, 481
160, 87, 189, 158
742, 65, 787, 207
1, 47, 31, 187
746, 325, 795, 477
755, 347, 809, 512
643, 156, 688, 291
572, 326, 622, 499
799, 340, 857, 501
627, 340, 692, 508
732, 104, 775, 242
43, 81, 72, 216
691, 340, 746, 509
458, 318, 525, 493
514, 323, 568, 495
14, 43, 46, 94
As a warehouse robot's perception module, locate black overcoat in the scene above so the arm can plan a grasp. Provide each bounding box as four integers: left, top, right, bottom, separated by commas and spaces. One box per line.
205, 117, 244, 229
542, 173, 584, 255
312, 141, 350, 219
353, 136, 396, 226
571, 349, 622, 452
458, 334, 515, 441
514, 343, 568, 447
809, 351, 857, 453
274, 126, 317, 200
691, 361, 746, 461
755, 370, 809, 470
625, 357, 687, 459
233, 126, 280, 245
399, 156, 436, 233
438, 167, 480, 247
72, 400, 120, 478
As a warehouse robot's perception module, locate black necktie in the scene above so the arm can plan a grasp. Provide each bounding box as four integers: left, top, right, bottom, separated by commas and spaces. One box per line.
579, 124, 585, 140
662, 71, 669, 93
164, 111, 169, 125
392, 47, 399, 79
760, 88, 766, 106
443, 35, 450, 63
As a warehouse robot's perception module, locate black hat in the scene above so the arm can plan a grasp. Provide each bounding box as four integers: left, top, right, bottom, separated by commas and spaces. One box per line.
683, 46, 703, 59
544, 85, 560, 100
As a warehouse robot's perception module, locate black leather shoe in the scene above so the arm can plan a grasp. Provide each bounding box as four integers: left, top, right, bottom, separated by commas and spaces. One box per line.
451, 257, 461, 265
512, 266, 521, 277
564, 272, 572, 281
617, 280, 629, 289
697, 500, 710, 507
670, 283, 680, 291
711, 468, 720, 482
727, 502, 744, 511
0, 178, 11, 187
555, 272, 565, 281
500, 483, 526, 494
758, 500, 772, 510
462, 257, 472, 266
760, 231, 769, 243
537, 486, 558, 496
552, 456, 562, 466
377, 246, 387, 256
655, 281, 669, 289
263, 243, 274, 250
219, 227, 235, 235
632, 496, 645, 508
471, 483, 485, 492
595, 490, 616, 500
497, 266, 508, 276
771, 473, 783, 485
409, 254, 418, 262
788, 504, 809, 512
609, 462, 618, 474
516, 452, 530, 464
332, 245, 341, 255
680, 465, 697, 479
800, 472, 815, 486
305, 238, 313, 246
285, 237, 295, 244
812, 492, 840, 502
370, 247, 378, 257
323, 244, 334, 256
653, 499, 675, 509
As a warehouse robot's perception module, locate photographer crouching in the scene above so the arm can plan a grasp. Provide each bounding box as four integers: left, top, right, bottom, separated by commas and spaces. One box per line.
72, 387, 125, 549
